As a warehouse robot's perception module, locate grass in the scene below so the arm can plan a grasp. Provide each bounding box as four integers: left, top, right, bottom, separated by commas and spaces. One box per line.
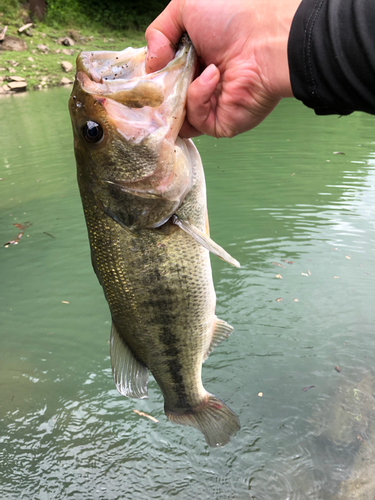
0, 5, 148, 91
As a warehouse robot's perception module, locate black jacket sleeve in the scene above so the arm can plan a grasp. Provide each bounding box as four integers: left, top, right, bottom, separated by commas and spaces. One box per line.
288, 0, 375, 115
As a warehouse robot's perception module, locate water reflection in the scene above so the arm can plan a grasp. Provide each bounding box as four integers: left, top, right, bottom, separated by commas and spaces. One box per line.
1, 90, 375, 499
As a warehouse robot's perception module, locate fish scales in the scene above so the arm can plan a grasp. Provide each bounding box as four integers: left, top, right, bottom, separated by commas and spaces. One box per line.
81, 188, 214, 410
69, 36, 240, 447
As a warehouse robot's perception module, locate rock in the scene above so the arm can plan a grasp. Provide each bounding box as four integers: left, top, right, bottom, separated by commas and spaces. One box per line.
0, 76, 3, 82
27, 56, 34, 62
37, 44, 49, 53
0, 26, 7, 41
68, 30, 81, 42
2, 84, 11, 92
8, 76, 26, 82
60, 77, 73, 85
61, 61, 73, 73
57, 36, 75, 47
0, 86, 6, 94
62, 48, 74, 56
25, 28, 34, 37
0, 68, 5, 72
0, 36, 27, 52
8, 68, 16, 73
18, 23, 33, 33
8, 81, 27, 91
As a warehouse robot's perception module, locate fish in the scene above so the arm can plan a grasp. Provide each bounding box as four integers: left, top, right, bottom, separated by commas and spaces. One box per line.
68, 35, 240, 447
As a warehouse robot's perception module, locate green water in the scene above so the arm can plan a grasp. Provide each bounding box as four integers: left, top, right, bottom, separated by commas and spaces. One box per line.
1, 87, 375, 500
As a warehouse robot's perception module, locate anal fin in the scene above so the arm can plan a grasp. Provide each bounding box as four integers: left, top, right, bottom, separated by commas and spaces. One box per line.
205, 317, 234, 360
172, 215, 240, 268
110, 323, 149, 399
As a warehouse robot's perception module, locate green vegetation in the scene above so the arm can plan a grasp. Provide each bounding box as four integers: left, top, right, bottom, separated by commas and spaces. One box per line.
44, 0, 169, 31
0, 0, 168, 91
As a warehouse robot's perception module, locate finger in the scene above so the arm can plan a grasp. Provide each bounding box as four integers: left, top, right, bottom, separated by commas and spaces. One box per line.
186, 64, 220, 136
145, 0, 185, 74
145, 29, 176, 73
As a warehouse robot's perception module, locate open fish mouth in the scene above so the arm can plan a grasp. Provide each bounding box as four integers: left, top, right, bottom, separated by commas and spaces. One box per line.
74, 35, 196, 132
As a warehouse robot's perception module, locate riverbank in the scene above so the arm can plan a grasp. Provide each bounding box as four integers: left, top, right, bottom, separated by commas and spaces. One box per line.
0, 21, 146, 94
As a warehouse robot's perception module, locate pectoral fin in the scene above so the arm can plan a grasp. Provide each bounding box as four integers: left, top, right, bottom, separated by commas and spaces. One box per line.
110, 323, 149, 399
204, 317, 234, 360
172, 215, 240, 268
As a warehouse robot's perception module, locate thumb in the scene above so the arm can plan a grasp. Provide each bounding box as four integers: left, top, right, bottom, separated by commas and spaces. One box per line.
186, 64, 220, 136
145, 28, 176, 73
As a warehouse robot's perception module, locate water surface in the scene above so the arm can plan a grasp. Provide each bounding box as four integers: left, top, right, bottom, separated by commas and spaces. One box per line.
1, 87, 375, 499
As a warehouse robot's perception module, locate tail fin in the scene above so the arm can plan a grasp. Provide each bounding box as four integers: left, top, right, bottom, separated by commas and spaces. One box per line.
165, 394, 240, 447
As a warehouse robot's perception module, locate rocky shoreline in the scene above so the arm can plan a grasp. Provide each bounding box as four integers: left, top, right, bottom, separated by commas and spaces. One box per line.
0, 19, 144, 95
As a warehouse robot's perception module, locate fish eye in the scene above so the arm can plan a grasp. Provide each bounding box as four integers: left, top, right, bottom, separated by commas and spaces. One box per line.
82, 121, 103, 144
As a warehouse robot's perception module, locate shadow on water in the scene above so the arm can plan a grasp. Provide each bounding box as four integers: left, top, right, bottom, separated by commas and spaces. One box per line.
1, 88, 375, 499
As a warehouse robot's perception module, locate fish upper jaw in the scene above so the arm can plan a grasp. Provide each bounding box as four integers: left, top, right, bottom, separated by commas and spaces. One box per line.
75, 38, 196, 144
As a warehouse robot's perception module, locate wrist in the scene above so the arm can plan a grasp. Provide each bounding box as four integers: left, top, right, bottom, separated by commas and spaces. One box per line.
255, 0, 302, 99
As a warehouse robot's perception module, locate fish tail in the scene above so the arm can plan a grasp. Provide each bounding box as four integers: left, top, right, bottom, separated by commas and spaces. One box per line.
165, 394, 240, 447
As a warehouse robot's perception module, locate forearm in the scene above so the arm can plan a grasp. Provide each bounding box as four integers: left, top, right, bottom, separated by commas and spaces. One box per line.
288, 0, 375, 115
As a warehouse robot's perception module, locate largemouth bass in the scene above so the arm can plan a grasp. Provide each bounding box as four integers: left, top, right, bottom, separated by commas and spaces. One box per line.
68, 36, 240, 447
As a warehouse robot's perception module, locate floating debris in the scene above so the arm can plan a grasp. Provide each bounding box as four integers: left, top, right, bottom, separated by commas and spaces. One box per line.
275, 274, 282, 279
4, 221, 32, 247
272, 262, 286, 268
258, 392, 263, 397
333, 151, 345, 155
302, 385, 315, 392
43, 231, 55, 238
61, 301, 69, 304
346, 255, 351, 260
133, 409, 159, 423
335, 366, 342, 373
276, 298, 283, 302
282, 260, 294, 265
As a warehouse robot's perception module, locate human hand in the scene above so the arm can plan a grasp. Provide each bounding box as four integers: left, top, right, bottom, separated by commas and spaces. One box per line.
145, 0, 301, 138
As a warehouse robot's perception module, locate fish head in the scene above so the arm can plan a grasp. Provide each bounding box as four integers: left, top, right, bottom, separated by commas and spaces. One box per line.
69, 36, 197, 229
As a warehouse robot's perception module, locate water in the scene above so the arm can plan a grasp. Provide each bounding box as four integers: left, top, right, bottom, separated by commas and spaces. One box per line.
1, 87, 375, 500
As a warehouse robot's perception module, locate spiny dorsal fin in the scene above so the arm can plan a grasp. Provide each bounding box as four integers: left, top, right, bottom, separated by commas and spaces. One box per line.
172, 215, 240, 268
205, 317, 234, 360
110, 323, 149, 399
